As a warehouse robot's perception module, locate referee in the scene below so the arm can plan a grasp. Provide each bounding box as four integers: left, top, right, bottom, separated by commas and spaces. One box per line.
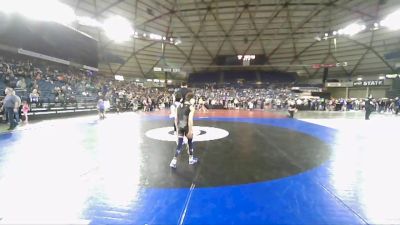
175, 82, 192, 103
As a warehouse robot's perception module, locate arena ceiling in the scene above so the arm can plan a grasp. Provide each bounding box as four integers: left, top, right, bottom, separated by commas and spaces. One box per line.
62, 0, 400, 80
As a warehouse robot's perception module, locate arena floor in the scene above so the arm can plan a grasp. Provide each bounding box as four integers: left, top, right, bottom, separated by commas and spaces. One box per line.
0, 110, 399, 224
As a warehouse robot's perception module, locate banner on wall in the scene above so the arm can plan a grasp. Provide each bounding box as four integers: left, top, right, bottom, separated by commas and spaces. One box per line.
353, 80, 384, 87
326, 82, 353, 87
385, 74, 399, 79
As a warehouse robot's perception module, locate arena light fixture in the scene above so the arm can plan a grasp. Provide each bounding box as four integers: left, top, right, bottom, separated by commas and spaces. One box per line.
379, 76, 385, 80
357, 77, 363, 81
44, 1, 76, 25
380, 9, 400, 30
136, 79, 140, 82
149, 33, 162, 40
1, 0, 20, 14
174, 39, 182, 45
77, 16, 102, 27
103, 16, 134, 43
338, 23, 366, 36
1, 0, 76, 25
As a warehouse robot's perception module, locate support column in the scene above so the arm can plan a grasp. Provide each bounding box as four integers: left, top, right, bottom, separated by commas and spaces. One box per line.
366, 86, 370, 98
345, 87, 349, 99
256, 71, 261, 83
219, 71, 224, 85
164, 72, 168, 85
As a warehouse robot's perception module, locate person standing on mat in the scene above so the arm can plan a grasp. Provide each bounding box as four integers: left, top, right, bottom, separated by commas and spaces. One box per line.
170, 92, 198, 168
97, 99, 106, 119
170, 92, 182, 135
288, 99, 297, 118
365, 96, 374, 120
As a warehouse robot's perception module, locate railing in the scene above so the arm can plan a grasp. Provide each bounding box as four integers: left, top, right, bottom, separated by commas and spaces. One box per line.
0, 100, 98, 122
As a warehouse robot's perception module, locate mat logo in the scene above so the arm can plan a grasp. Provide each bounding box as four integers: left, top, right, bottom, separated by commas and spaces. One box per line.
145, 126, 229, 142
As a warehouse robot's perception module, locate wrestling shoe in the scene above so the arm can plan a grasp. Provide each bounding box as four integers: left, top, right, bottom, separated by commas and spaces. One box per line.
189, 156, 198, 165
170, 157, 177, 168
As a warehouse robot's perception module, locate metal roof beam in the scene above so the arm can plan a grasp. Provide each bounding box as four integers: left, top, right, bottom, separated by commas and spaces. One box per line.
96, 0, 126, 16
269, 0, 340, 59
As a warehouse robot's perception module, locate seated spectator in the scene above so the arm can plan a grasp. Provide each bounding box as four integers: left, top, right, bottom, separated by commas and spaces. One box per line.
16, 78, 27, 89
30, 88, 40, 103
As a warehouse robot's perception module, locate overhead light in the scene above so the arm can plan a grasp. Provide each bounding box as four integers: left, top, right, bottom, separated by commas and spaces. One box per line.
146, 79, 152, 82
371, 22, 380, 30
174, 39, 182, 45
77, 16, 101, 27
338, 23, 366, 36
135, 79, 140, 82
167, 80, 172, 83
332, 31, 337, 35
314, 36, 321, 41
381, 9, 400, 30
1, 0, 19, 14
149, 33, 162, 40
103, 16, 134, 43
153, 79, 160, 82
357, 77, 363, 81
143, 33, 147, 37
379, 76, 385, 80
42, 1, 76, 24
324, 33, 329, 37
1, 0, 76, 25
162, 36, 167, 40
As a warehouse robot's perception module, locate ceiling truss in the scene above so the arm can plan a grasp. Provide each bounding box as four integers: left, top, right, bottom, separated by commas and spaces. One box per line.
61, 0, 399, 79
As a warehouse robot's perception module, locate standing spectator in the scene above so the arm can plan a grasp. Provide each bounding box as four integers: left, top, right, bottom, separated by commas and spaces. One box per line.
97, 99, 105, 119
2, 88, 19, 130
22, 101, 30, 122
12, 90, 21, 124
365, 97, 374, 120
198, 96, 208, 112
395, 97, 400, 115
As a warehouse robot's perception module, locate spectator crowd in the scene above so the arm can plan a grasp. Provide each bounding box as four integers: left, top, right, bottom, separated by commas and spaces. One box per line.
1, 52, 400, 129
